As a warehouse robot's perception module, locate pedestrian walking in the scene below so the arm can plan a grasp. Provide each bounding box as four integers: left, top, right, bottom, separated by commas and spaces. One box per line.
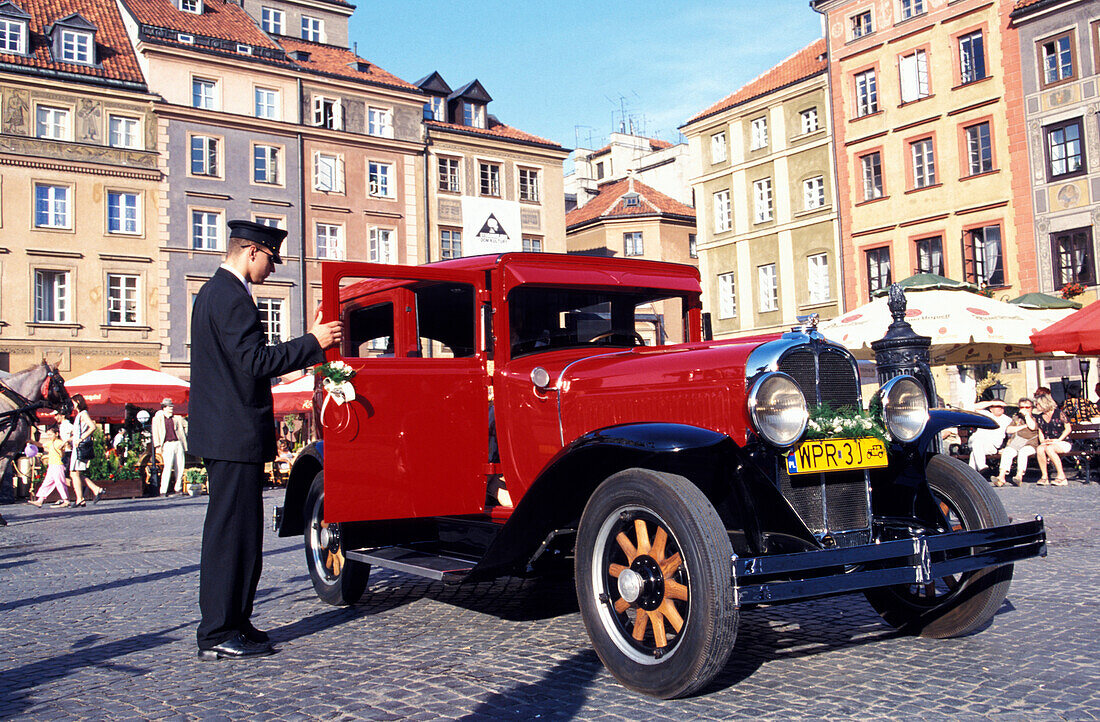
152, 398, 188, 496
27, 428, 71, 508
68, 395, 104, 506
190, 220, 341, 661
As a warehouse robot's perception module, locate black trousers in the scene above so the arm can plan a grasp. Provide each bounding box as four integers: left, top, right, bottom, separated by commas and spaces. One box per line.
196, 459, 264, 649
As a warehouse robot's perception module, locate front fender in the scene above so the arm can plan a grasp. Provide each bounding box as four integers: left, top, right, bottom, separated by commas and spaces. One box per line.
918, 409, 996, 455
277, 441, 323, 537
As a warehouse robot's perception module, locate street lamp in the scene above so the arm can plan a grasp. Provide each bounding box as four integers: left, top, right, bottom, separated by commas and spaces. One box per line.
987, 381, 1008, 402
1080, 358, 1091, 387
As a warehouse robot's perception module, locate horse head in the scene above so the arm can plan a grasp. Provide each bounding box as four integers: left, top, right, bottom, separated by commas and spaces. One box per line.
40, 362, 72, 416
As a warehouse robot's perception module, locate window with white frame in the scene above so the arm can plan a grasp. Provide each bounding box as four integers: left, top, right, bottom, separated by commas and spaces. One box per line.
315, 223, 343, 259
34, 184, 69, 228
313, 152, 343, 192
190, 135, 218, 176
438, 157, 460, 192
34, 269, 68, 322
108, 115, 140, 148
519, 168, 540, 202
689, 234, 697, 259
368, 161, 392, 198
800, 107, 819, 134
807, 253, 830, 304
255, 215, 283, 228
624, 231, 643, 257
312, 96, 342, 130
256, 297, 285, 345
861, 151, 883, 200
959, 30, 986, 84
463, 102, 486, 129
35, 105, 70, 140
522, 236, 542, 253
911, 137, 936, 188
851, 9, 873, 39
301, 15, 323, 42
191, 210, 220, 250
253, 145, 279, 185
753, 178, 773, 223
427, 95, 445, 121
60, 29, 92, 64
179, 0, 202, 14
900, 0, 924, 20
899, 49, 930, 103
803, 175, 825, 210
107, 191, 140, 234
254, 87, 278, 119
758, 264, 778, 312
966, 122, 993, 176
369, 227, 394, 263
0, 18, 27, 54
718, 272, 736, 318
479, 162, 500, 196
855, 69, 878, 116
713, 189, 731, 233
750, 117, 768, 150
192, 77, 216, 110
107, 273, 139, 324
711, 132, 727, 163
367, 106, 393, 138
441, 228, 462, 259
260, 7, 283, 35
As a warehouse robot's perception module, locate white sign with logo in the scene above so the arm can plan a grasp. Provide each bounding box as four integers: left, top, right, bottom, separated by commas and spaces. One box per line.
461, 197, 522, 256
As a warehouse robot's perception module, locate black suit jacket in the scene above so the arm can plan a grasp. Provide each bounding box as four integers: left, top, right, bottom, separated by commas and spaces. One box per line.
189, 267, 323, 463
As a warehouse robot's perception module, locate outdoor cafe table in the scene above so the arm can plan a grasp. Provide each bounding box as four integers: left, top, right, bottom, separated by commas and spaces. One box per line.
1066, 421, 1100, 483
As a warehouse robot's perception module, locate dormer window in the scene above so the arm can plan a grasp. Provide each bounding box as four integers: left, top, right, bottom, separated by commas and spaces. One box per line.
49, 14, 97, 65
60, 29, 91, 63
179, 0, 202, 14
623, 193, 640, 207
427, 96, 445, 121
463, 102, 486, 129
0, 3, 28, 55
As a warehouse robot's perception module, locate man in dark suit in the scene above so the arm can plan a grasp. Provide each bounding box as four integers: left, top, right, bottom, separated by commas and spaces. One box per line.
190, 220, 341, 660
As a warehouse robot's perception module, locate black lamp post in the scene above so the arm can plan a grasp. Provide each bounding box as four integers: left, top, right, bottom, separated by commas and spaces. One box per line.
987, 381, 1008, 402
1080, 358, 1091, 388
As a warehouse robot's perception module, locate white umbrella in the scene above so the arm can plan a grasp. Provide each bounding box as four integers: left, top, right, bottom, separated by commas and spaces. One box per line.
819, 288, 1074, 365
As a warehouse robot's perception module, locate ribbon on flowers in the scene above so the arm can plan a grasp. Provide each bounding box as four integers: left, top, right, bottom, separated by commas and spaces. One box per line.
320, 377, 356, 428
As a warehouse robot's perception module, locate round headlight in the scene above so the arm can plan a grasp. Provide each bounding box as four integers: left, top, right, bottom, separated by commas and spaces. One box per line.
748, 372, 808, 447
875, 376, 929, 443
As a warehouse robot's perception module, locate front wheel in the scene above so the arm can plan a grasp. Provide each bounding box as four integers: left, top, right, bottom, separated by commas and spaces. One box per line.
865, 453, 1013, 637
303, 471, 369, 606
575, 468, 737, 699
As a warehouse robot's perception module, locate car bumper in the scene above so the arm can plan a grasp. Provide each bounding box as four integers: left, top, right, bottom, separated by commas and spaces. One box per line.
733, 517, 1046, 606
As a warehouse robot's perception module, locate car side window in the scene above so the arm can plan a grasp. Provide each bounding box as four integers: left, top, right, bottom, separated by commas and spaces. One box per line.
344, 302, 394, 358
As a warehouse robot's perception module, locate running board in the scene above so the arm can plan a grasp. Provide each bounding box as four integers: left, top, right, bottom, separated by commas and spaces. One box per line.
345, 546, 475, 583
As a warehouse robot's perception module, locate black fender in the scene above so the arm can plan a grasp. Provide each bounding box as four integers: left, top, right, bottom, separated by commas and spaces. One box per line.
467, 423, 749, 581
918, 408, 996, 455
277, 441, 324, 537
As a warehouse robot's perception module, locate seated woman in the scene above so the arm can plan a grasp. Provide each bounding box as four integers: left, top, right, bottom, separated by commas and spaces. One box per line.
1035, 392, 1073, 486
992, 398, 1040, 487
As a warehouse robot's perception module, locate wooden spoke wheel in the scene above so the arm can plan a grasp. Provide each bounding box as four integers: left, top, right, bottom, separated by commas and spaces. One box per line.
303, 471, 369, 606
576, 468, 736, 699
865, 454, 1013, 638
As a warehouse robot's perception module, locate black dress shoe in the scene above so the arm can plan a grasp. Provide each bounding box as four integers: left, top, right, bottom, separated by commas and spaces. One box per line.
242, 623, 269, 644
197, 633, 274, 660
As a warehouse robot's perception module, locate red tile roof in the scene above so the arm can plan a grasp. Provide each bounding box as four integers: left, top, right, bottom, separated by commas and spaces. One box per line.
566, 177, 695, 229
121, 0, 283, 54
425, 118, 563, 150
276, 36, 417, 91
684, 38, 827, 127
0, 0, 146, 84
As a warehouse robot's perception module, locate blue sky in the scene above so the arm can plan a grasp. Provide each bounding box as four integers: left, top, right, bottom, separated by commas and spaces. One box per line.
350, 1, 825, 152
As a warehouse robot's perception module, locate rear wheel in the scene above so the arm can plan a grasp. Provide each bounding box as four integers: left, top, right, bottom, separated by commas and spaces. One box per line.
575, 468, 736, 699
304, 471, 369, 606
865, 453, 1012, 637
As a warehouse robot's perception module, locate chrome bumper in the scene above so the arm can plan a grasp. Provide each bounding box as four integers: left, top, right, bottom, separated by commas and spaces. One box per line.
733, 517, 1045, 606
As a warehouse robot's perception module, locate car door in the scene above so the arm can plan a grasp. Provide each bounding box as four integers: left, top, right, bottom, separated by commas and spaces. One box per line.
319, 262, 490, 523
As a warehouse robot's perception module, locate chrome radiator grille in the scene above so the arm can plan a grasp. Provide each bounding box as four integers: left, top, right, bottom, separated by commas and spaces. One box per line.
777, 346, 869, 536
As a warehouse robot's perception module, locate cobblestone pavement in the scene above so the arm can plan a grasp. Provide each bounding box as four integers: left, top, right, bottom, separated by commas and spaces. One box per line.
2, 480, 1099, 721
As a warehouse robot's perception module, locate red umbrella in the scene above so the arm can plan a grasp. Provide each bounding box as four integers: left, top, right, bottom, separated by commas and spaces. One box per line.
65, 359, 189, 420
1030, 300, 1100, 354
272, 374, 316, 416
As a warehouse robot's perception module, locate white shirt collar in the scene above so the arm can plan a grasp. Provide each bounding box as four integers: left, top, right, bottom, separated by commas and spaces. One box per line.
220, 263, 250, 293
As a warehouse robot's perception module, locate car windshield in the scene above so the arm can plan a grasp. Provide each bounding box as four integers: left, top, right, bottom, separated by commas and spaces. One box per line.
509, 286, 687, 358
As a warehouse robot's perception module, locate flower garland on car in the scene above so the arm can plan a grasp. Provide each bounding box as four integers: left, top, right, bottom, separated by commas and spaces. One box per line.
313, 361, 357, 423
803, 403, 888, 443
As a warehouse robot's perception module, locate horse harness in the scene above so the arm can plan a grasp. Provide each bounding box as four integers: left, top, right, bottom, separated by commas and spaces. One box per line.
0, 366, 70, 448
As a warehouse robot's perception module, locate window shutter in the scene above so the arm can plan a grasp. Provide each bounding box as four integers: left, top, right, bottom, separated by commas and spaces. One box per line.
333, 100, 344, 131
337, 156, 345, 192
312, 152, 320, 189
312, 97, 322, 126
899, 54, 918, 103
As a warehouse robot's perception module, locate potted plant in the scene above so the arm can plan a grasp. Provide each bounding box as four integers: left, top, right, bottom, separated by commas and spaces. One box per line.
184, 466, 207, 496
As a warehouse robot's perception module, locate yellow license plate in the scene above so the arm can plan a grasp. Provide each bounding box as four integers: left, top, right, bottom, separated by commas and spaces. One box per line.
786, 438, 888, 475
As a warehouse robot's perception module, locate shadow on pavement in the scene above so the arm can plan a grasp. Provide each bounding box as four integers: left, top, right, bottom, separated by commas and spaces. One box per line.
0, 543, 96, 561
459, 649, 603, 720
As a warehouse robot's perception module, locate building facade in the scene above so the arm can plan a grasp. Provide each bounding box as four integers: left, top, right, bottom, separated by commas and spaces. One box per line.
0, 0, 162, 375
682, 39, 843, 338
565, 132, 690, 210
1010, 0, 1100, 301
419, 74, 568, 261
812, 0, 1036, 307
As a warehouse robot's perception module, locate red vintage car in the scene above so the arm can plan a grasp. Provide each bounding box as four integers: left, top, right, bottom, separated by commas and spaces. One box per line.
275, 253, 1045, 698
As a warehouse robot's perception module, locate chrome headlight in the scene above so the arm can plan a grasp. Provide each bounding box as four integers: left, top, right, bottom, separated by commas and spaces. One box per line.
872, 376, 929, 443
748, 372, 808, 447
